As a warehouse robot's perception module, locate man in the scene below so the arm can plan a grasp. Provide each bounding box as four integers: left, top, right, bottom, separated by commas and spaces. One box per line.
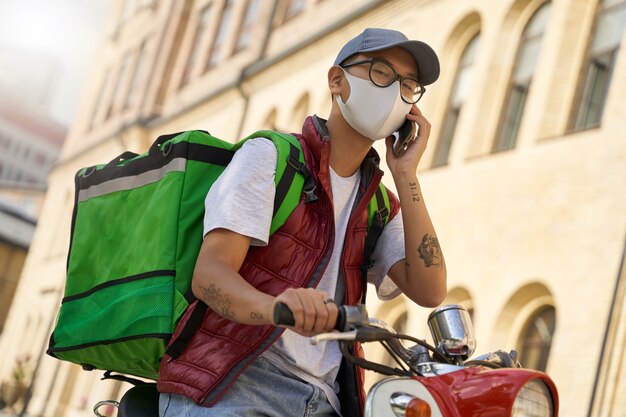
158, 28, 446, 417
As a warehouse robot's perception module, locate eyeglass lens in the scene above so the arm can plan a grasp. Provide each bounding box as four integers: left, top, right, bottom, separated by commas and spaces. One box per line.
369, 61, 423, 103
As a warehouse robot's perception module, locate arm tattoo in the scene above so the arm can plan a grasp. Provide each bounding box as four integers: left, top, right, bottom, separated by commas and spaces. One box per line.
199, 283, 235, 321
250, 312, 264, 321
418, 233, 443, 269
409, 181, 421, 202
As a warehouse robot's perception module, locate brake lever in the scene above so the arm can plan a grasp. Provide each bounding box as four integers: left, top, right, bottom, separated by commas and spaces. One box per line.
310, 330, 358, 345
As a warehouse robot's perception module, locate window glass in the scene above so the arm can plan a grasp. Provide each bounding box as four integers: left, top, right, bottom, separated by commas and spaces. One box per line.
125, 41, 147, 109
494, 2, 551, 151
432, 34, 480, 167
451, 34, 479, 104
207, 0, 235, 69
513, 37, 542, 82
90, 69, 112, 128
291, 93, 309, 130
592, 2, 626, 52
181, 6, 213, 87
517, 306, 556, 372
571, 0, 626, 131
263, 108, 277, 130
105, 54, 132, 120
524, 3, 551, 37
284, 0, 306, 21
235, 0, 261, 52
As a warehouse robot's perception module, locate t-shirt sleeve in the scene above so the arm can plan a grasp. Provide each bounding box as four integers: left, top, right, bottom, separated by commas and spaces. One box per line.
367, 211, 405, 300
203, 138, 277, 246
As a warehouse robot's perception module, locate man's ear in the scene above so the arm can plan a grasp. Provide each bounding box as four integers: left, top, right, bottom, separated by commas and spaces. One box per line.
328, 66, 344, 95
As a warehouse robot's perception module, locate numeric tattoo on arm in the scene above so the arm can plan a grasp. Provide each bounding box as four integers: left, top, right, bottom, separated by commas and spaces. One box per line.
199, 283, 235, 321
418, 233, 443, 270
409, 181, 420, 202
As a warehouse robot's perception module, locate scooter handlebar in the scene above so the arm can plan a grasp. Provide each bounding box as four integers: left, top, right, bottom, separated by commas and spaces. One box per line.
273, 302, 347, 331
273, 302, 365, 331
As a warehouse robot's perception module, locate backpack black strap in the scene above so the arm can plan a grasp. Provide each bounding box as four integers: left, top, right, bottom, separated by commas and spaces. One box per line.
274, 142, 318, 216
360, 186, 389, 303
165, 301, 208, 360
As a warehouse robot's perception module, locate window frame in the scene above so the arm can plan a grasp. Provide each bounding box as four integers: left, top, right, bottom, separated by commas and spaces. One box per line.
206, 0, 236, 71
493, 2, 551, 152
516, 305, 556, 372
233, 0, 262, 54
431, 33, 480, 168
568, 0, 626, 132
180, 4, 214, 89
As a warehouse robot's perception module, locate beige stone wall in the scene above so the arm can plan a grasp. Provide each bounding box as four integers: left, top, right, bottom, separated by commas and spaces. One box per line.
0, 244, 26, 332
0, 0, 624, 416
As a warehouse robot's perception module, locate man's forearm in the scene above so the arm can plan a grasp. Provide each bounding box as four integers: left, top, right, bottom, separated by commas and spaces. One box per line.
192, 259, 275, 325
392, 173, 447, 306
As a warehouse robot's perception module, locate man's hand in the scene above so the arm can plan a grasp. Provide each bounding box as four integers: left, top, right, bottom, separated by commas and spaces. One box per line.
273, 288, 338, 337
385, 105, 431, 178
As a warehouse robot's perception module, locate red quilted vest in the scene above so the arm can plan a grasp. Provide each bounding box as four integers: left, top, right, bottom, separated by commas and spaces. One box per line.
158, 115, 400, 415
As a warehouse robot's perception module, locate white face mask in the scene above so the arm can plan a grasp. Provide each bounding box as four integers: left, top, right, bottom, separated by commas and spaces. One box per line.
335, 69, 412, 141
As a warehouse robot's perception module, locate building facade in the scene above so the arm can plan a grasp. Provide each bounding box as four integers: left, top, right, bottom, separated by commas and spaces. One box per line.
0, 102, 65, 188
0, 0, 624, 416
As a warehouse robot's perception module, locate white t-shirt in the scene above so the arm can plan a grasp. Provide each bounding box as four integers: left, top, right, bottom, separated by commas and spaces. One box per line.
203, 138, 405, 413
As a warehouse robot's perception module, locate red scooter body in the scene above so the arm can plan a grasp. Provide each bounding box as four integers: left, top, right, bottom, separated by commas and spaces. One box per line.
418, 367, 559, 416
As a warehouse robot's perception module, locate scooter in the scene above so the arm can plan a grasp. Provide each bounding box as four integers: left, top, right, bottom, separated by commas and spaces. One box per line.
94, 304, 559, 416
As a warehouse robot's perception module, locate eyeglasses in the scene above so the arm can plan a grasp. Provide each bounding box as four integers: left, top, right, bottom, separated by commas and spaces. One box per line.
340, 58, 425, 104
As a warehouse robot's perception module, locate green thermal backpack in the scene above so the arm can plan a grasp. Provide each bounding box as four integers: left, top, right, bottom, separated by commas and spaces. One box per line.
46, 130, 391, 380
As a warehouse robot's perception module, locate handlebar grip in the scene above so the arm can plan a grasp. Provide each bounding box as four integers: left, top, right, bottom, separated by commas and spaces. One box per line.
273, 302, 347, 331
273, 302, 296, 326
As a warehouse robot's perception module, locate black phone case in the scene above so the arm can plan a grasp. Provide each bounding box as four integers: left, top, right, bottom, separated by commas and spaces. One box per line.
393, 120, 417, 157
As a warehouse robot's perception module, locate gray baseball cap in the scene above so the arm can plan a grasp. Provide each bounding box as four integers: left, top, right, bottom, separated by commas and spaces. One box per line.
334, 28, 440, 86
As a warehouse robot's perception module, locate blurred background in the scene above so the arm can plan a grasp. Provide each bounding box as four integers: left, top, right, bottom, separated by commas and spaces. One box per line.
0, 0, 624, 416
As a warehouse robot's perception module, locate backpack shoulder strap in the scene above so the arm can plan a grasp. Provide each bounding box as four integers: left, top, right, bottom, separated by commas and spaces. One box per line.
243, 130, 318, 234
360, 183, 392, 303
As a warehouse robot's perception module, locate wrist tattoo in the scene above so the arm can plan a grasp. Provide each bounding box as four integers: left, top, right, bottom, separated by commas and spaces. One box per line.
418, 233, 443, 270
409, 181, 420, 202
250, 312, 264, 321
199, 283, 235, 320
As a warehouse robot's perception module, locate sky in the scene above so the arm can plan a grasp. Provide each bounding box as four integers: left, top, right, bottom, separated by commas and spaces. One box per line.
0, 0, 111, 126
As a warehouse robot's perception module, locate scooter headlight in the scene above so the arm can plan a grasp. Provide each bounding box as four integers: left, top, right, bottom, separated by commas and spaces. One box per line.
512, 379, 554, 417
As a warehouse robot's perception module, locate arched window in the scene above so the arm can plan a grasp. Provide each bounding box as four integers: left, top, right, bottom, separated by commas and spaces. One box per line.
379, 310, 408, 377
180, 5, 213, 88
432, 34, 480, 167
124, 40, 148, 110
516, 305, 556, 371
90, 68, 112, 129
280, 0, 306, 24
206, 0, 235, 70
291, 93, 309, 131
233, 0, 262, 53
494, 2, 551, 152
570, 0, 626, 131
445, 287, 475, 322
262, 108, 277, 131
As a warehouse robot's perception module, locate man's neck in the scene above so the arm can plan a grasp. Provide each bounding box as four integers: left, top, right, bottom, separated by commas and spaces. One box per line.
326, 112, 374, 178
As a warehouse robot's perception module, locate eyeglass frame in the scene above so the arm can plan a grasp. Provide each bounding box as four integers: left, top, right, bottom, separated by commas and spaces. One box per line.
340, 58, 426, 104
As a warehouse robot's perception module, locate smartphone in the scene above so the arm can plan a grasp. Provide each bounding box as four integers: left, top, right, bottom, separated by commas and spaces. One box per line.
392, 119, 417, 157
